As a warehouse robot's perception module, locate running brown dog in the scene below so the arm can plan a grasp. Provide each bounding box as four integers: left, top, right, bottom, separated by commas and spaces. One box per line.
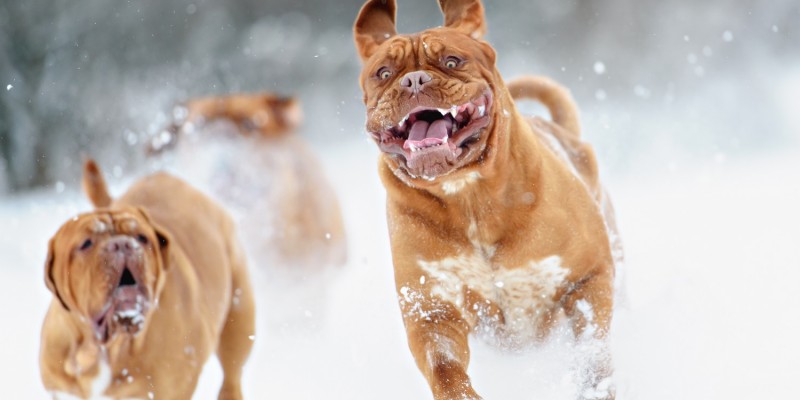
354, 1, 620, 399
149, 93, 347, 268
40, 160, 255, 399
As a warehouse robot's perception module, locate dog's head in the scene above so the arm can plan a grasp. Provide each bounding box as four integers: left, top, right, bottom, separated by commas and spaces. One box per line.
182, 93, 303, 137
44, 208, 170, 343
354, 0, 502, 180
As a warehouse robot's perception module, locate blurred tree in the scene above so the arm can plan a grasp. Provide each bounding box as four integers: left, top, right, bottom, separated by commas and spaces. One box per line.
0, 0, 798, 193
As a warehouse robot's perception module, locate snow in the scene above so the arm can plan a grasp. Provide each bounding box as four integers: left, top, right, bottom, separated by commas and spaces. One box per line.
722, 30, 734, 42
593, 62, 606, 75
3, 1, 799, 396
2, 138, 799, 399
633, 85, 651, 99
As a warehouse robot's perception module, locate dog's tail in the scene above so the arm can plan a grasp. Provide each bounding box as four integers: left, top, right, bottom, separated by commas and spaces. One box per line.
82, 159, 113, 208
507, 76, 581, 137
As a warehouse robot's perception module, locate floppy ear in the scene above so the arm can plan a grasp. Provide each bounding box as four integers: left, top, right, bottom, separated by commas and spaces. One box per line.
438, 0, 487, 39
44, 238, 70, 311
354, 0, 397, 61
134, 208, 172, 271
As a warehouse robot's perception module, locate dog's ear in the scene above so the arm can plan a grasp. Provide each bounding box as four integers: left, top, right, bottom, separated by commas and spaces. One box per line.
134, 208, 172, 271
438, 0, 487, 39
354, 0, 397, 61
44, 237, 70, 311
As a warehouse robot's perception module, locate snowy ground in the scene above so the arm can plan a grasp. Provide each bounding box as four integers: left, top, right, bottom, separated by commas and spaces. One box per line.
1, 137, 799, 399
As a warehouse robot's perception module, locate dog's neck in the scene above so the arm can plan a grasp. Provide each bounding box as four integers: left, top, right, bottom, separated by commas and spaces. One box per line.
61, 308, 149, 378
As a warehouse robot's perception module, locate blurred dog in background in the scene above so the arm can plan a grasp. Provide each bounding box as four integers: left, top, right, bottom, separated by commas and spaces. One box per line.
148, 93, 347, 269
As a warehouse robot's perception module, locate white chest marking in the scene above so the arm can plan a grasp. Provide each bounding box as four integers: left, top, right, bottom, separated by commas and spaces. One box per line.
417, 252, 569, 341
441, 171, 482, 195
91, 358, 112, 398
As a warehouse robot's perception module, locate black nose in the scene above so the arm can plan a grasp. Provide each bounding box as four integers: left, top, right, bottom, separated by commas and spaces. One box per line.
119, 267, 136, 287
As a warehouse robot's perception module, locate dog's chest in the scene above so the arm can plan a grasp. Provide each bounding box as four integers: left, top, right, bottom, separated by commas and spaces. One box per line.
413, 221, 569, 340
53, 357, 112, 400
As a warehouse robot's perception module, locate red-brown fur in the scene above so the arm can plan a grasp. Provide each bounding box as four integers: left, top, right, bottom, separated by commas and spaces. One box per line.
40, 160, 255, 399
354, 1, 618, 398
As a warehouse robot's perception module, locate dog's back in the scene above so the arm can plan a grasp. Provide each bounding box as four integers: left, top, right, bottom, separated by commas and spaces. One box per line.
152, 94, 347, 267
508, 76, 603, 199
508, 77, 624, 293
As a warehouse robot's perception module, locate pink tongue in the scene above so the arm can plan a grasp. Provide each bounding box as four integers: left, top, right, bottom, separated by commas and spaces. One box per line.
404, 119, 450, 150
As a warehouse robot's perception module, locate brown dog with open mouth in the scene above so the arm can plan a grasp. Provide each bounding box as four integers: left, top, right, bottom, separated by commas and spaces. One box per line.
354, 1, 620, 399
40, 160, 255, 399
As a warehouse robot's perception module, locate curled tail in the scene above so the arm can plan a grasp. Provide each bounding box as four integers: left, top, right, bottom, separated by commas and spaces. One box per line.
82, 159, 112, 208
507, 75, 581, 137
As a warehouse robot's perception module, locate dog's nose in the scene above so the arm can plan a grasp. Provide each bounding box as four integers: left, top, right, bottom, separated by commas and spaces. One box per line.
400, 71, 433, 95
105, 236, 140, 254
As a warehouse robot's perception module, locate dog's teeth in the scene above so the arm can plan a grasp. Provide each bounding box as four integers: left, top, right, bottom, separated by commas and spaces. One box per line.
437, 108, 450, 116
478, 105, 486, 117
399, 115, 409, 127
450, 106, 459, 118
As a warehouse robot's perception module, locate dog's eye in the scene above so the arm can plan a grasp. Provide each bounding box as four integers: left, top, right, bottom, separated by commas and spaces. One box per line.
80, 239, 93, 251
136, 234, 149, 245
444, 56, 461, 69
377, 67, 392, 80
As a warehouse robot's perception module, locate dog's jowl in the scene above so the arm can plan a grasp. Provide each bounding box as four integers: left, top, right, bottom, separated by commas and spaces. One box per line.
354, 0, 621, 399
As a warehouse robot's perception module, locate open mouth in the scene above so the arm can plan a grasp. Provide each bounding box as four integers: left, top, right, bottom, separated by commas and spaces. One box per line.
94, 265, 149, 342
370, 90, 493, 177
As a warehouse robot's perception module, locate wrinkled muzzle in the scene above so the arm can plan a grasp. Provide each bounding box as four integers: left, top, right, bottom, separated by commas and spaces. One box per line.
92, 235, 152, 343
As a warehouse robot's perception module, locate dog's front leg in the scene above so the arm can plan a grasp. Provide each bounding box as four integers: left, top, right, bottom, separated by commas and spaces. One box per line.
397, 282, 481, 400
563, 267, 616, 400
388, 201, 483, 399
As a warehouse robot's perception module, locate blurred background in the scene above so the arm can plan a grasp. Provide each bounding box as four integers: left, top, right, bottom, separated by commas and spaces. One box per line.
1, 0, 798, 193
1, 1, 800, 399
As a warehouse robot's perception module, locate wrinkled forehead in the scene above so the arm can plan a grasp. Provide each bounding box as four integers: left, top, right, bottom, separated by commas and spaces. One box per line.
63, 210, 145, 237
366, 29, 485, 67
